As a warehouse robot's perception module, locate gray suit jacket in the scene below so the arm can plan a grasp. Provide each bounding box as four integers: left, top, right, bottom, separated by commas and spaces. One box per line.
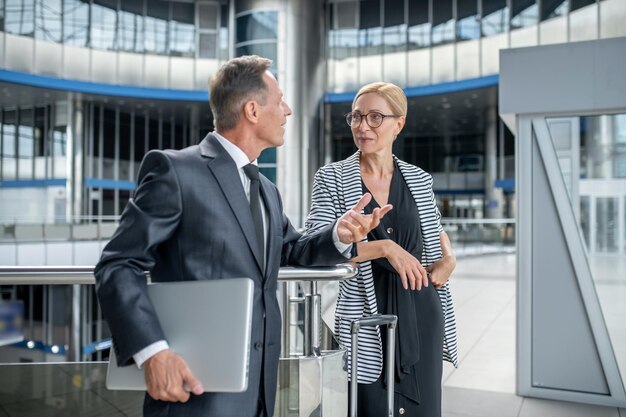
95, 133, 346, 417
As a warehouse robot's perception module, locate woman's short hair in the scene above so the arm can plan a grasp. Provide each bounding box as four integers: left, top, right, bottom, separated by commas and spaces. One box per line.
353, 82, 407, 117
209, 55, 272, 132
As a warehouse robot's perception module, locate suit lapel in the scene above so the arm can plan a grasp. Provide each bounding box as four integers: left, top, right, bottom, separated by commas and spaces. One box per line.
201, 134, 264, 272
260, 177, 280, 279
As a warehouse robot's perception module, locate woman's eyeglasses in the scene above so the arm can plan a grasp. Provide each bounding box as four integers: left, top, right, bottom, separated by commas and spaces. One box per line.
345, 111, 402, 128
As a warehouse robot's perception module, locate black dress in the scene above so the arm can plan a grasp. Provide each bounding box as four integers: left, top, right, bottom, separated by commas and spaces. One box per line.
354, 163, 444, 417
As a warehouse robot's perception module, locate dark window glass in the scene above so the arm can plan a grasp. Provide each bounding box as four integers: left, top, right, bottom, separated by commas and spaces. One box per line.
3, 111, 17, 165
133, 113, 146, 163
52, 126, 66, 158
360, 0, 381, 29
511, 0, 538, 29
91, 0, 118, 50
34, 107, 46, 158
236, 43, 277, 69
119, 112, 131, 161
236, 11, 278, 43
335, 1, 358, 29
148, 117, 160, 150
481, 0, 508, 36
198, 3, 218, 30
432, 0, 454, 45
103, 109, 116, 162
408, 0, 430, 49
571, 0, 595, 12
118, 0, 144, 52
63, 0, 89, 47
170, 3, 195, 57
384, 0, 405, 27
457, 0, 479, 40
219, 3, 229, 60
35, 0, 62, 42
541, 0, 568, 20
0, 0, 5, 31
259, 148, 276, 184
145, 0, 168, 54
5, 0, 34, 36
18, 108, 34, 179
92, 106, 101, 158
199, 33, 217, 58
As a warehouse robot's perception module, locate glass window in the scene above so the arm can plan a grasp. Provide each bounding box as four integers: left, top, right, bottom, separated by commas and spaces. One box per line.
0, 0, 5, 31
91, 0, 118, 50
35, 0, 62, 42
236, 11, 278, 43
236, 43, 277, 68
541, 0, 568, 21
383, 0, 406, 53
359, 0, 382, 55
258, 148, 276, 184
2, 110, 17, 180
170, 3, 195, 57
5, 0, 34, 37
118, 0, 144, 53
18, 108, 34, 179
511, 0, 538, 30
432, 0, 454, 45
457, 0, 479, 41
198, 3, 219, 30
408, 0, 430, 49
199, 33, 218, 58
482, 0, 508, 36
145, 0, 169, 54
571, 0, 595, 12
63, 0, 89, 47
219, 3, 229, 60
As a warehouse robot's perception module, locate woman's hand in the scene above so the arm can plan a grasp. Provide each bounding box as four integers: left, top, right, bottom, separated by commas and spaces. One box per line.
383, 240, 429, 291
426, 255, 456, 288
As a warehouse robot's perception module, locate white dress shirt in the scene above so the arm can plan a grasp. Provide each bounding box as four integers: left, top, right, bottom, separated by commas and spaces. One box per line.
133, 133, 351, 368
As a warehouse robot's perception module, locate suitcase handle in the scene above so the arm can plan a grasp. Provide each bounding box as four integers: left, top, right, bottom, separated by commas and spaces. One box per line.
350, 314, 397, 417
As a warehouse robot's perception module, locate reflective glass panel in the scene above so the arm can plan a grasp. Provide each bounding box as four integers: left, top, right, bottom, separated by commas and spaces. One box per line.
359, 0, 383, 57
5, 0, 34, 36
432, 0, 454, 45
118, 1, 144, 53
91, 0, 118, 50
482, 0, 508, 36
511, 0, 538, 30
18, 108, 34, 179
35, 0, 61, 42
219, 4, 229, 60
540, 0, 568, 21
548, 114, 626, 387
170, 3, 195, 57
383, 0, 406, 53
457, 0, 479, 40
63, 0, 88, 47
145, 1, 169, 54
199, 33, 217, 59
2, 110, 16, 180
236, 11, 278, 43
408, 0, 430, 49
571, 0, 595, 12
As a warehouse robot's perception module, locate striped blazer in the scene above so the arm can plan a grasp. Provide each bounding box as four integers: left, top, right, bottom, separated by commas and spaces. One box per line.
305, 152, 458, 383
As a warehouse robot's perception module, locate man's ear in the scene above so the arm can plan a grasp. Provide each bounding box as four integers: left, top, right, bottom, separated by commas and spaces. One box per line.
243, 100, 259, 124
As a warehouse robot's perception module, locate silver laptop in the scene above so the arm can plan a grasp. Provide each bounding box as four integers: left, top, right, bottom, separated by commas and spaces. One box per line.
106, 278, 254, 393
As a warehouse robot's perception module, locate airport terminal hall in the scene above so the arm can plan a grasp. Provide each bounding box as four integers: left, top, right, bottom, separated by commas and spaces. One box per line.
0, 0, 625, 416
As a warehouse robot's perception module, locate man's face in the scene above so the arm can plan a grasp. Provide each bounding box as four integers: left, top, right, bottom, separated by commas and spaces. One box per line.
255, 71, 292, 149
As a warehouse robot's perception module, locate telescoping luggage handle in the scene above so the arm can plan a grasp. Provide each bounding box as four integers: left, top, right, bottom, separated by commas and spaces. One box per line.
350, 314, 398, 417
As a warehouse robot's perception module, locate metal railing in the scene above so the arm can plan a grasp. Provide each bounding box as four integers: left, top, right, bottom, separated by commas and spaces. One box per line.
0, 264, 357, 363
441, 218, 516, 256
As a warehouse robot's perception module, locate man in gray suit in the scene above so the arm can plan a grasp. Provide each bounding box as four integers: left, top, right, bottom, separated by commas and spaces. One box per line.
95, 55, 391, 417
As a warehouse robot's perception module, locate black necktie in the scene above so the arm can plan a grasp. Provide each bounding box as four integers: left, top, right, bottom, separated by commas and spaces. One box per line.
243, 164, 264, 267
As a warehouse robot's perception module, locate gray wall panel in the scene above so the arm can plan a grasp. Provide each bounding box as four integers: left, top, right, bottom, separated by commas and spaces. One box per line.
117, 52, 144, 86
62, 45, 90, 81
5, 34, 33, 73
500, 37, 626, 117
531, 137, 608, 394
90, 49, 118, 84
170, 57, 195, 90
144, 55, 169, 88
34, 40, 63, 77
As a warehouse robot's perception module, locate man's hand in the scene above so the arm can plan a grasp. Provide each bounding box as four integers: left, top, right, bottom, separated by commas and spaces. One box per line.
144, 349, 203, 402
337, 193, 393, 244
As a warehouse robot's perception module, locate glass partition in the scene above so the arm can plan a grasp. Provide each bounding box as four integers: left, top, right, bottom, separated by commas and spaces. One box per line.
547, 113, 626, 389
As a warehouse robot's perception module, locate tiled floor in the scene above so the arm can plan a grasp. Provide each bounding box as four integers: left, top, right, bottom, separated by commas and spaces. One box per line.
1, 253, 625, 416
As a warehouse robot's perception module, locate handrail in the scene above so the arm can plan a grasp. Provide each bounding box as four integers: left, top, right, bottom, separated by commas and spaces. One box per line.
0, 264, 358, 285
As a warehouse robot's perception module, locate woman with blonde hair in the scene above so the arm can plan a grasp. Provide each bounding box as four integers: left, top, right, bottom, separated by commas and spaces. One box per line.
306, 82, 458, 416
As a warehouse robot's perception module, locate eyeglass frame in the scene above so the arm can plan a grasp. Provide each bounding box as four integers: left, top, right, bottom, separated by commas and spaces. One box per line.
345, 111, 403, 128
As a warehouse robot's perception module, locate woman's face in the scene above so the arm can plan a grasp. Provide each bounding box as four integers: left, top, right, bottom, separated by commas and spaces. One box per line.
351, 92, 405, 155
